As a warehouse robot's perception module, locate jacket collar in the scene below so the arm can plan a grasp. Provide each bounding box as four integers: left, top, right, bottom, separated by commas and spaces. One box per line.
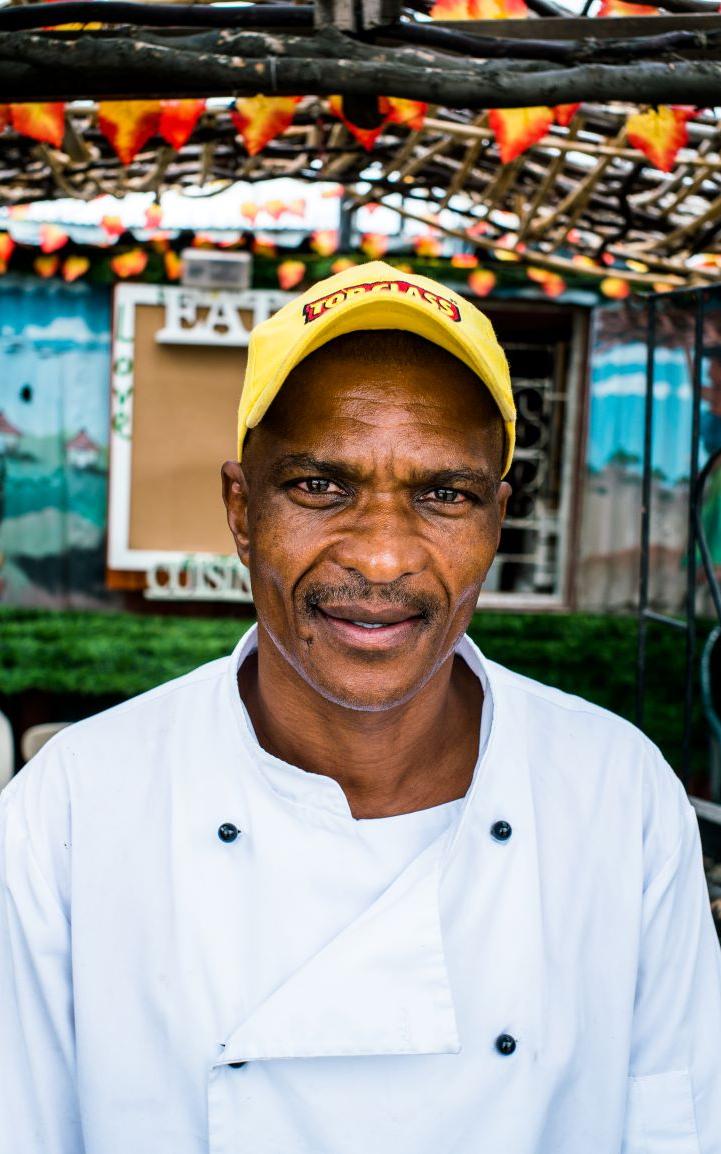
225, 623, 496, 828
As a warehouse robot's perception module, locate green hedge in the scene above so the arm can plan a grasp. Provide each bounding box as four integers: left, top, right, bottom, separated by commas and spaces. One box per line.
0, 607, 712, 777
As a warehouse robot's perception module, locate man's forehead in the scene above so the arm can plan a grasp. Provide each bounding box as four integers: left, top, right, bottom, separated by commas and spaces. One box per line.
243, 331, 505, 471
264, 337, 495, 422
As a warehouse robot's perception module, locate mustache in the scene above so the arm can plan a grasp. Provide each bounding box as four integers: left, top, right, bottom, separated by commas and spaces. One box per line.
302, 579, 442, 622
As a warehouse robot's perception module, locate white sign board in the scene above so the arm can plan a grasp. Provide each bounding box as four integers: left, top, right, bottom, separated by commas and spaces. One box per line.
107, 283, 293, 600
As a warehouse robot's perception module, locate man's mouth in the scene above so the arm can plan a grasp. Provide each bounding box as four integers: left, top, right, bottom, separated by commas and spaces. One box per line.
313, 605, 425, 648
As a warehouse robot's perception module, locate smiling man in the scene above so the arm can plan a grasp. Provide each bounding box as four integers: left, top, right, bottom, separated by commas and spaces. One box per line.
2, 261, 721, 1154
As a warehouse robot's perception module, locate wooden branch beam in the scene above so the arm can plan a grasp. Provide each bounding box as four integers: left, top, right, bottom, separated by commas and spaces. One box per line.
2, 30, 721, 105
433, 13, 721, 39
387, 17, 721, 62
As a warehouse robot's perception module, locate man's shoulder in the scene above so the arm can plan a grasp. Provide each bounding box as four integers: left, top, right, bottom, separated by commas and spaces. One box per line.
474, 641, 643, 743
2, 647, 235, 809
473, 642, 691, 876
68, 649, 232, 737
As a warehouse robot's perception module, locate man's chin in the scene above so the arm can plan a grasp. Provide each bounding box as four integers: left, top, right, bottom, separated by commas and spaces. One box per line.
301, 673, 429, 713
294, 642, 442, 713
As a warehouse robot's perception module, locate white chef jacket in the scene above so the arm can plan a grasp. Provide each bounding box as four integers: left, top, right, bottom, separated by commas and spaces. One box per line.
1, 624, 720, 1154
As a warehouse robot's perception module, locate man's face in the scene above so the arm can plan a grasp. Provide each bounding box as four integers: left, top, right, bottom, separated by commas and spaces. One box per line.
222, 332, 510, 711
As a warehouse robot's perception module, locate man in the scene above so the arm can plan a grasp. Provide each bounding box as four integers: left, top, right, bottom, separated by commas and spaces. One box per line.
1, 260, 720, 1154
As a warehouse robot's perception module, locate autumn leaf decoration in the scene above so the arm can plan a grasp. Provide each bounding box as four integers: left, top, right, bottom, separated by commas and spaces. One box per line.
231, 96, 301, 156
626, 106, 695, 172
277, 259, 306, 290
429, 0, 577, 165
328, 96, 390, 150
39, 224, 68, 254
327, 96, 426, 150
554, 104, 581, 128
10, 103, 66, 148
98, 102, 162, 165
467, 269, 497, 298
386, 100, 429, 131
488, 107, 554, 165
158, 101, 206, 151
34, 255, 60, 279
527, 267, 566, 298
62, 256, 90, 283
430, 0, 529, 16
111, 249, 149, 279
0, 232, 14, 274
597, 0, 656, 15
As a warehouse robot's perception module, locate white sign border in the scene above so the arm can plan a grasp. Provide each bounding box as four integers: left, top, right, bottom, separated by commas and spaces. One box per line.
107, 282, 293, 579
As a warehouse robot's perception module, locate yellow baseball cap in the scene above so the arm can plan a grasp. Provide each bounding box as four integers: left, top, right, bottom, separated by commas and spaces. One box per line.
237, 260, 516, 476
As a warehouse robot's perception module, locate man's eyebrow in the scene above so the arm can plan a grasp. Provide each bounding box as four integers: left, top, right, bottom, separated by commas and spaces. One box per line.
269, 453, 365, 481
270, 456, 497, 494
413, 467, 499, 497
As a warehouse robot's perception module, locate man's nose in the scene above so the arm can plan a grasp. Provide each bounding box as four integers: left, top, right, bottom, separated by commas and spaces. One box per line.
330, 501, 427, 584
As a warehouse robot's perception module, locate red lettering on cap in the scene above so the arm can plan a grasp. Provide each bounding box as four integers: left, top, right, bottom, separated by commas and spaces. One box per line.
302, 280, 461, 323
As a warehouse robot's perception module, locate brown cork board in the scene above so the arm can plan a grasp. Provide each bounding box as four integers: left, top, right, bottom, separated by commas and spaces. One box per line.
127, 303, 247, 555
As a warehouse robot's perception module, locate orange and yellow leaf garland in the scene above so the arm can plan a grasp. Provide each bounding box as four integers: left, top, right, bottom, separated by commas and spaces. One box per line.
327, 96, 390, 150
62, 256, 90, 283
600, 277, 631, 299
386, 99, 428, 132
98, 101, 162, 165
10, 103, 65, 148
488, 106, 554, 164
277, 259, 306, 289
467, 269, 496, 297
310, 229, 340, 256
0, 233, 16, 264
430, 0, 528, 17
110, 249, 149, 278
39, 224, 68, 254
231, 96, 301, 156
34, 254, 60, 279
626, 106, 695, 173
598, 0, 656, 14
0, 94, 697, 178
527, 267, 566, 297
157, 100, 206, 151
554, 104, 581, 128
144, 204, 163, 230
361, 233, 389, 259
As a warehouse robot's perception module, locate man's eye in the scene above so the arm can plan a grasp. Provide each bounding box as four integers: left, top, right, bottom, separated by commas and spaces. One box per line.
426, 487, 466, 504
296, 478, 341, 495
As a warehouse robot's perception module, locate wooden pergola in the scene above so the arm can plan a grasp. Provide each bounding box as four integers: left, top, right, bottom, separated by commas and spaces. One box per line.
1, 0, 721, 288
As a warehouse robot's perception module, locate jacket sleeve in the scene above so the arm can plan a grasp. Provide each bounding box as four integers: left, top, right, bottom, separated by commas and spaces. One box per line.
0, 748, 85, 1154
622, 755, 721, 1153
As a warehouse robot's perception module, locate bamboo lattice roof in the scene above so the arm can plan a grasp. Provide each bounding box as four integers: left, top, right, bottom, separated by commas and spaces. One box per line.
0, 0, 720, 289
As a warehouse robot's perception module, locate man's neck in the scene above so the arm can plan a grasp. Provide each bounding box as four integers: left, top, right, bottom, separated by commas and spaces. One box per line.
237, 630, 483, 819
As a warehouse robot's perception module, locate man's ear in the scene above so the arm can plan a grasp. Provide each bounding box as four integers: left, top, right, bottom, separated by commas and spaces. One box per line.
495, 480, 512, 549
221, 460, 250, 568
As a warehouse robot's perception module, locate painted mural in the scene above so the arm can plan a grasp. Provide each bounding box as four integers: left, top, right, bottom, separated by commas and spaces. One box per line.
0, 275, 120, 607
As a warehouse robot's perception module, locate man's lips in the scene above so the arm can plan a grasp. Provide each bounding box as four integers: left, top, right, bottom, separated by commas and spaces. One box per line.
318, 604, 421, 626
313, 605, 425, 648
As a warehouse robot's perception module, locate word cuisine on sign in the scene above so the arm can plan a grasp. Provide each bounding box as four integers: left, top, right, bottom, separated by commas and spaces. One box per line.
145, 557, 254, 602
